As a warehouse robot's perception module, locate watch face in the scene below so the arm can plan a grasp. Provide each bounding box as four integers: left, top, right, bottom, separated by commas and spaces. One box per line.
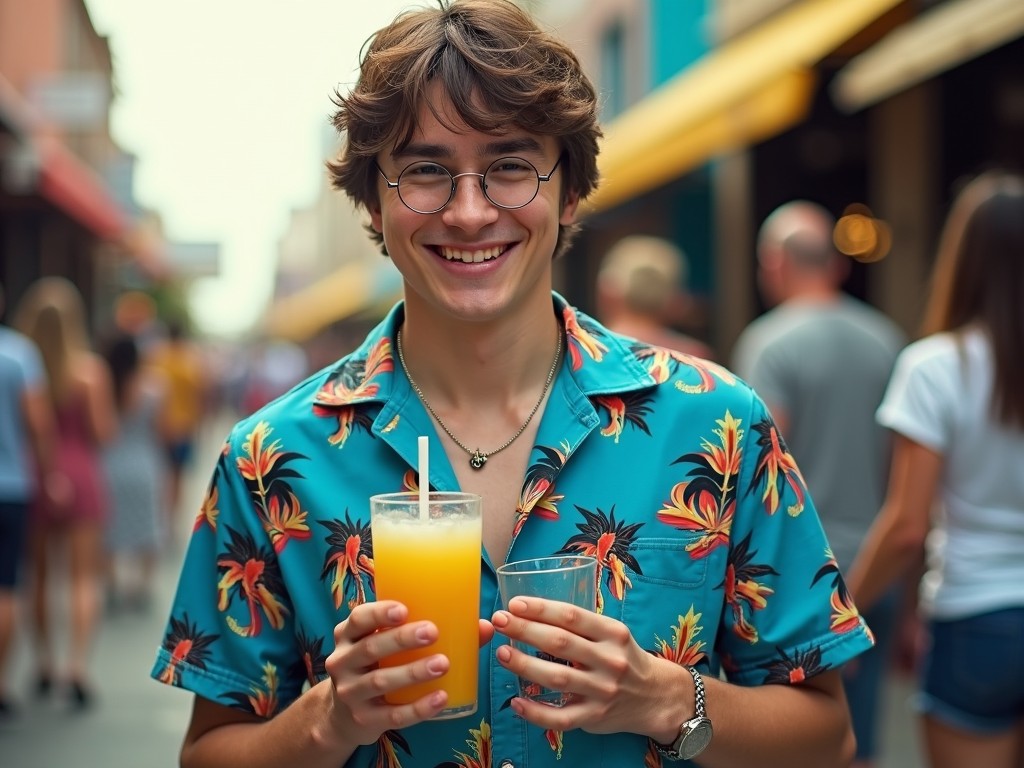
679, 718, 714, 760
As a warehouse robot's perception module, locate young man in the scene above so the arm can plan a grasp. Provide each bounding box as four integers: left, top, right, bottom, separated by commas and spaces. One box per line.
731, 201, 906, 768
152, 3, 873, 766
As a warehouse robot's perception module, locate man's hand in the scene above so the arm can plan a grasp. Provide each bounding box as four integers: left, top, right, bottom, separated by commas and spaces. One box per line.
321, 602, 496, 749
491, 596, 686, 741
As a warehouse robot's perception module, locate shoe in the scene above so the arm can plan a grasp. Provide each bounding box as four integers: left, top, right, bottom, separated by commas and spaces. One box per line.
0, 696, 15, 719
34, 673, 52, 698
69, 680, 93, 710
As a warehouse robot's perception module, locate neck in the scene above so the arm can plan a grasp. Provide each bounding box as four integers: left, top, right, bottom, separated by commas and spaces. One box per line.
778, 277, 842, 305
398, 311, 562, 411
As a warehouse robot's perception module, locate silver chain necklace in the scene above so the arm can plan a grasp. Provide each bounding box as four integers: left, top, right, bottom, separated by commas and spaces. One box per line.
395, 327, 562, 470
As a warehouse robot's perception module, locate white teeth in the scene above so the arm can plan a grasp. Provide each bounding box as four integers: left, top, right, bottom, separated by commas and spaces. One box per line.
440, 246, 504, 263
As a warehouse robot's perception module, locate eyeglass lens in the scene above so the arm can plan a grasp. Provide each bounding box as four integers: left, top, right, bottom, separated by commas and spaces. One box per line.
398, 157, 542, 213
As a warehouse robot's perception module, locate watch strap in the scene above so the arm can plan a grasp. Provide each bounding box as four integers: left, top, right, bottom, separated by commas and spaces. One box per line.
689, 665, 707, 718
652, 666, 710, 760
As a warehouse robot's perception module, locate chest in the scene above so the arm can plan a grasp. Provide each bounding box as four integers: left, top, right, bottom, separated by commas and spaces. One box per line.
446, 429, 536, 567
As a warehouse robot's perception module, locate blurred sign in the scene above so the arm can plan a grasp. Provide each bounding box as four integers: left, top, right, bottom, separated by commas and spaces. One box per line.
28, 72, 111, 129
166, 241, 221, 277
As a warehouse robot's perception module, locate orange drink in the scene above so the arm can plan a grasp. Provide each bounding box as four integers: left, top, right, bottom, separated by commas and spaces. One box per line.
370, 492, 482, 719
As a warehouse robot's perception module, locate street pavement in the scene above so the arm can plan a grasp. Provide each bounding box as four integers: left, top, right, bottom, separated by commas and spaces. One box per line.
0, 407, 926, 768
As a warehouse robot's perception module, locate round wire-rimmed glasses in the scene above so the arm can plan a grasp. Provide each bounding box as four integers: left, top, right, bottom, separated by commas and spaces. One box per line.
376, 155, 562, 214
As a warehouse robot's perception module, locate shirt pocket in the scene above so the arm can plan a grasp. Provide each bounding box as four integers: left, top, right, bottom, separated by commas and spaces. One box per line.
607, 534, 716, 654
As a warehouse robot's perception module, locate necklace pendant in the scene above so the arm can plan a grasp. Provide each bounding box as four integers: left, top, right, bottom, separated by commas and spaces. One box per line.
469, 451, 488, 470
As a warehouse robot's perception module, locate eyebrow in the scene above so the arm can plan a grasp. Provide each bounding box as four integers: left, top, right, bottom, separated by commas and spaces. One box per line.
393, 137, 545, 162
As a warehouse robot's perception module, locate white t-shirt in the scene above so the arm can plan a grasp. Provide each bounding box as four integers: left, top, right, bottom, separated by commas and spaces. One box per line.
877, 327, 1024, 619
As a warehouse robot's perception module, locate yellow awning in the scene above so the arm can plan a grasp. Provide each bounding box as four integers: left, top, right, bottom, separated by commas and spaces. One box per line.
586, 0, 906, 214
262, 260, 402, 343
832, 0, 1024, 112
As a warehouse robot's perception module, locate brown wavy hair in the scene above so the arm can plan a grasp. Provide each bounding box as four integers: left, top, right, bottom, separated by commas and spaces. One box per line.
921, 170, 1024, 428
326, 0, 602, 258
14, 276, 91, 405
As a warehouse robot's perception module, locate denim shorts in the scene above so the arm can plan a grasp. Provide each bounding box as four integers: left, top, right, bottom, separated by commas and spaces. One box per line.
916, 607, 1024, 733
0, 499, 29, 587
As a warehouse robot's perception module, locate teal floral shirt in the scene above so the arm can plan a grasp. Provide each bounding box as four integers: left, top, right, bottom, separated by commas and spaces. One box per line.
152, 294, 873, 767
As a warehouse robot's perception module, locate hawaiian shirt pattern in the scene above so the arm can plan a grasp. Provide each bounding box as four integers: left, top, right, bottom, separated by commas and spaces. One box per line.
152, 293, 874, 768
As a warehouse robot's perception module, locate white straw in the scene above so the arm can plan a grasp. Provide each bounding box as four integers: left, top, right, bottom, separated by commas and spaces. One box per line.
418, 435, 429, 520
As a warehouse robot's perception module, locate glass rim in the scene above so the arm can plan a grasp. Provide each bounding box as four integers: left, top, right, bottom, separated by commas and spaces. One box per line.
496, 555, 597, 576
370, 491, 482, 504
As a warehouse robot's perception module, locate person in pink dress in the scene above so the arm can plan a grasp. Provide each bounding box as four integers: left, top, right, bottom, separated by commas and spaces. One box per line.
14, 277, 117, 709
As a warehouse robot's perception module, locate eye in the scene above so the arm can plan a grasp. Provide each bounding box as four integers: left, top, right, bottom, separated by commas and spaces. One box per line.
404, 162, 450, 179
488, 157, 535, 180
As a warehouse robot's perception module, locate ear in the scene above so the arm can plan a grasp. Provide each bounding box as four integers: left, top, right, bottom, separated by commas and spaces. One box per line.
559, 189, 581, 225
758, 246, 784, 272
832, 252, 852, 283
369, 201, 383, 234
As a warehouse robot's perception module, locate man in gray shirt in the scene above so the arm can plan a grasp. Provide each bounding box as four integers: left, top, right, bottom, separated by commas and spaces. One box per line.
732, 201, 905, 768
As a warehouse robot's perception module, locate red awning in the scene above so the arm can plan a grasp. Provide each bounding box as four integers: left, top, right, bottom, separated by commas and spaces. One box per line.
35, 134, 127, 241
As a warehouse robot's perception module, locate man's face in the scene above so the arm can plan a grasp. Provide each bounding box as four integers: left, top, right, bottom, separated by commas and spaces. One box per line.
370, 82, 579, 328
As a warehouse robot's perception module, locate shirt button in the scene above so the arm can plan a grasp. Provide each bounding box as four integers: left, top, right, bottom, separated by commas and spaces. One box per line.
499, 761, 515, 768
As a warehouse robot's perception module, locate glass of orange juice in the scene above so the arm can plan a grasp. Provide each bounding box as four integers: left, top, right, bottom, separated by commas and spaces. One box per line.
370, 491, 482, 719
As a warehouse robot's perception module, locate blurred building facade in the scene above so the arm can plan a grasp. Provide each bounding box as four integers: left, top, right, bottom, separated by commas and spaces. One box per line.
0, 0, 224, 337
542, 0, 1024, 358
261, 124, 401, 367
0, 0, 153, 328
258, 0, 1023, 363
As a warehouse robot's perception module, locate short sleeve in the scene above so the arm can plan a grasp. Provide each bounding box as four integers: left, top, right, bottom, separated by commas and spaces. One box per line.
875, 339, 955, 453
717, 390, 874, 685
150, 423, 306, 716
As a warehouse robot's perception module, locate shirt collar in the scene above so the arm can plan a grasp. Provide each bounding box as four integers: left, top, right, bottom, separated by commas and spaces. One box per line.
311, 292, 657, 410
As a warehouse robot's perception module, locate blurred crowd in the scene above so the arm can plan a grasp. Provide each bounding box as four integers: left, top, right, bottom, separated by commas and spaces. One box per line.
0, 279, 313, 718
0, 280, 210, 713
1, 166, 1022, 768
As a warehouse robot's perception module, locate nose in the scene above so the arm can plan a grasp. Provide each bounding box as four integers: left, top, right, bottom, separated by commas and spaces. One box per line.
442, 172, 500, 230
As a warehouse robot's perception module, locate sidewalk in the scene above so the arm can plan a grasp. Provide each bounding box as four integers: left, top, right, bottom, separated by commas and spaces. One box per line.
0, 406, 926, 767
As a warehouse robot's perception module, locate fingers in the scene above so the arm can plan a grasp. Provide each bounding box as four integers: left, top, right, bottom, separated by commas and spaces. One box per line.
498, 596, 603, 639
334, 601, 439, 665
335, 600, 407, 644
491, 598, 643, 732
479, 619, 496, 647
491, 599, 611, 671
325, 603, 453, 744
335, 650, 450, 706
331, 678, 450, 745
496, 641, 584, 698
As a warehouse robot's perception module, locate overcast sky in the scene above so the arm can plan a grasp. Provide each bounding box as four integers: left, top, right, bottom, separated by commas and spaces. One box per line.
85, 0, 421, 336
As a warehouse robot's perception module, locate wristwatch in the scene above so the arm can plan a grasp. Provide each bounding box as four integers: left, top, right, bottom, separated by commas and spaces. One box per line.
653, 666, 714, 761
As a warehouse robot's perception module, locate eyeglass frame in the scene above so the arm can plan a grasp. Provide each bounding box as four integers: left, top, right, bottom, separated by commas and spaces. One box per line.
375, 154, 564, 214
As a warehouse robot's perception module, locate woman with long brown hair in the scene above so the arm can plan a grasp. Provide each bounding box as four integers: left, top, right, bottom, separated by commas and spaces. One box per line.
847, 171, 1024, 767
15, 277, 116, 709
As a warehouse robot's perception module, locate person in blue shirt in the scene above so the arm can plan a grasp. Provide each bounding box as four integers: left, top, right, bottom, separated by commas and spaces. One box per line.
0, 282, 62, 716
152, 2, 873, 766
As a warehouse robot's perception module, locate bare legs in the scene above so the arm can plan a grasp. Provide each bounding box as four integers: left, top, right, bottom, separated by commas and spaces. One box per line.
27, 520, 104, 707
0, 589, 15, 707
28, 528, 52, 687
924, 715, 1024, 768
66, 523, 102, 687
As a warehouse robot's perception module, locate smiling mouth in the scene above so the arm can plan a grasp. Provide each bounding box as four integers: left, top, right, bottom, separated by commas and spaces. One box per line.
438, 245, 507, 263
